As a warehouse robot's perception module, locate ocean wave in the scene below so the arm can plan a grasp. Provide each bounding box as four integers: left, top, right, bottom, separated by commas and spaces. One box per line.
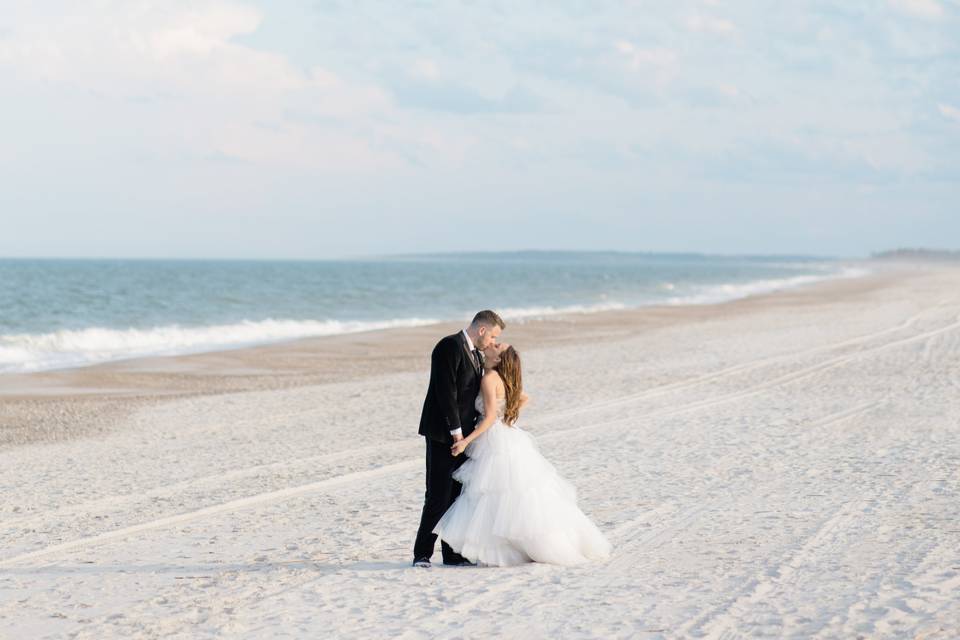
0, 303, 632, 373
0, 317, 441, 373
0, 266, 868, 374
664, 266, 869, 306
499, 302, 628, 321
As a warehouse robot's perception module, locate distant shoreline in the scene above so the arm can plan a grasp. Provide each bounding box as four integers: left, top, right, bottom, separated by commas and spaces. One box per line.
871, 249, 960, 261
0, 249, 852, 263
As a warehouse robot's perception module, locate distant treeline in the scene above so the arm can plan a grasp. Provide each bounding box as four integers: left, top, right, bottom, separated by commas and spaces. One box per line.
872, 249, 960, 261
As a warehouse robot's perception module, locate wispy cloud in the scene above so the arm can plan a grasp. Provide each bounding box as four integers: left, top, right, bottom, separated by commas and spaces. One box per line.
939, 102, 960, 123
685, 13, 737, 35
0, 4, 305, 92
888, 0, 944, 19
0, 0, 957, 258
615, 41, 678, 68
0, 2, 408, 171
613, 41, 679, 89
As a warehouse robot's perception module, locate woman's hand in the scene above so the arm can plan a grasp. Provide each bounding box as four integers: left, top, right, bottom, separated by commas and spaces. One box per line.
451, 439, 469, 456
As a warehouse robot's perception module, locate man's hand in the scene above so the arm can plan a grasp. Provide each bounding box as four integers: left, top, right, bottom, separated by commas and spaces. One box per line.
452, 432, 464, 443
451, 439, 468, 456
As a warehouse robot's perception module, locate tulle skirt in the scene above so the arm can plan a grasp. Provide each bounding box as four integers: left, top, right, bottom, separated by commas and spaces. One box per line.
434, 420, 612, 567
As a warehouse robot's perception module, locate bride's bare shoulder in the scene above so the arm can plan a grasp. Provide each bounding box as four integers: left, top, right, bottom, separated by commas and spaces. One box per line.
481, 371, 505, 396
482, 370, 502, 386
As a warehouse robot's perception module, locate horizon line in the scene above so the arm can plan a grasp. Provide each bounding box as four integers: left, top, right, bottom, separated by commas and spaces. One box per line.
0, 248, 864, 262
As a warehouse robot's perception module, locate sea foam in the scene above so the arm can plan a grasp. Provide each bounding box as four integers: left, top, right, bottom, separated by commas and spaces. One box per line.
664, 266, 869, 306
0, 317, 440, 373
0, 305, 629, 373
0, 264, 869, 374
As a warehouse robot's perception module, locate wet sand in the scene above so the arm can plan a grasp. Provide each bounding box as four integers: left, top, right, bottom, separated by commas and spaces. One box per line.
0, 262, 904, 448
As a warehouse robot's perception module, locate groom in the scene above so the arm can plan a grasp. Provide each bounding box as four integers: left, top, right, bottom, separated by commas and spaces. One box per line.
412, 310, 505, 567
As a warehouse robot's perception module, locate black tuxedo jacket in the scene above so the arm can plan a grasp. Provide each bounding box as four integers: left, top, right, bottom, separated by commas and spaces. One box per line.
418, 332, 482, 444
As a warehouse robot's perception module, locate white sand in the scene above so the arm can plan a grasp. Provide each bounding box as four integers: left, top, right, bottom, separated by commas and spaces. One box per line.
1, 264, 959, 638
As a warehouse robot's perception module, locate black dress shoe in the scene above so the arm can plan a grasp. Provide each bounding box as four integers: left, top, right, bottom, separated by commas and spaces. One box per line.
443, 558, 476, 567
412, 557, 432, 568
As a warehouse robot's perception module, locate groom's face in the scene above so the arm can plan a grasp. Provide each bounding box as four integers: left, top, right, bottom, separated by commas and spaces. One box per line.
476, 324, 502, 350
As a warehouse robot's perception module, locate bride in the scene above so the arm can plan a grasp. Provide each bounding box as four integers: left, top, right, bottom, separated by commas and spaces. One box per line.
434, 343, 612, 567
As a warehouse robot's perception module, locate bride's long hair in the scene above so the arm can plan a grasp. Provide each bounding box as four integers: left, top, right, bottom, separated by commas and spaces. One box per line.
494, 346, 522, 426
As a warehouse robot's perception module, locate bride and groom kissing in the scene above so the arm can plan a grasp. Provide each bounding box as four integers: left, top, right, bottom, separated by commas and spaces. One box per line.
412, 310, 611, 568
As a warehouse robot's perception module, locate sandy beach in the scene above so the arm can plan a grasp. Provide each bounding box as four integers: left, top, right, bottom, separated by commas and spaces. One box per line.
2, 261, 959, 638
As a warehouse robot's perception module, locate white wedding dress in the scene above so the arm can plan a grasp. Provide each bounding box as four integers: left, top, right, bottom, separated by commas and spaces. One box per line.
434, 394, 612, 567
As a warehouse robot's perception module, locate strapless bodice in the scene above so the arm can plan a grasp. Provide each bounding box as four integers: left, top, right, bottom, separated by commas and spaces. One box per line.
475, 393, 506, 418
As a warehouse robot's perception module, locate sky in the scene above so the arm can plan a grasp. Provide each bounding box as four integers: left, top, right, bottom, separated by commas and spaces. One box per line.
0, 0, 957, 259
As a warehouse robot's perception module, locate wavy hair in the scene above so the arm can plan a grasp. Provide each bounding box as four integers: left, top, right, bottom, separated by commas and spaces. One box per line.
494, 346, 522, 426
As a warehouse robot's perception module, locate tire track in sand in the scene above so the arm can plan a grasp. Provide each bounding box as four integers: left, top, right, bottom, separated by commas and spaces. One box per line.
391, 402, 881, 639
5, 305, 949, 532
3, 314, 957, 567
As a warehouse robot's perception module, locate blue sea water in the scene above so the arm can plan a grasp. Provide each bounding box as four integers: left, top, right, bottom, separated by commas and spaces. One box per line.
0, 252, 865, 373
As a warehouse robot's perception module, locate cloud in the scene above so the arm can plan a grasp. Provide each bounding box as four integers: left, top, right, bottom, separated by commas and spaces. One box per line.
143, 5, 262, 58
411, 58, 441, 80
888, 0, 944, 18
613, 41, 679, 89
1, 0, 957, 258
385, 54, 544, 114
938, 102, 960, 123
0, 1, 405, 171
0, 3, 306, 93
717, 83, 740, 98
386, 77, 545, 114
685, 13, 737, 35
614, 41, 678, 68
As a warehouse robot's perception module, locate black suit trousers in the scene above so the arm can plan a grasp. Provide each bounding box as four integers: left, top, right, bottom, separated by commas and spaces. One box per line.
413, 437, 469, 562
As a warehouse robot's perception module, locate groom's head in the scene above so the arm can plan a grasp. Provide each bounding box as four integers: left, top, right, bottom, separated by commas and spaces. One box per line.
468, 310, 505, 349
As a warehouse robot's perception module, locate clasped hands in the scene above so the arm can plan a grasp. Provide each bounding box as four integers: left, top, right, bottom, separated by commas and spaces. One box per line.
451, 433, 468, 456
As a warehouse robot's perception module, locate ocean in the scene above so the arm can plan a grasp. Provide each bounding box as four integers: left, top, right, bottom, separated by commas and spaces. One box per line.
0, 252, 866, 374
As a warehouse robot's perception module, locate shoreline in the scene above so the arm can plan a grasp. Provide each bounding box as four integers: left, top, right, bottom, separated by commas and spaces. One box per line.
0, 261, 941, 448
0, 259, 867, 378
